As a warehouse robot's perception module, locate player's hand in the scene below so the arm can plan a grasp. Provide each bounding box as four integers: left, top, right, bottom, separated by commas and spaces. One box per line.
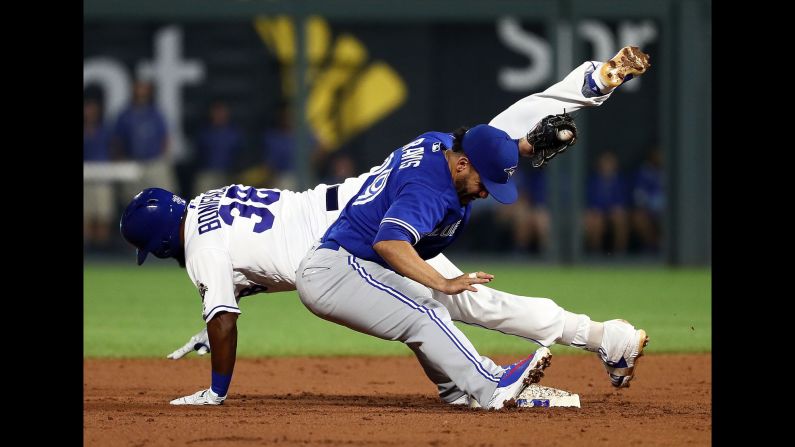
526, 112, 577, 168
441, 271, 493, 295
169, 388, 226, 406
166, 328, 211, 359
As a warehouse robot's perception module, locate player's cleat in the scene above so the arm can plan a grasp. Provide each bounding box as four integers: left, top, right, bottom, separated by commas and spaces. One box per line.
448, 394, 471, 406
170, 388, 226, 406
486, 347, 552, 409
598, 46, 651, 88
598, 319, 649, 388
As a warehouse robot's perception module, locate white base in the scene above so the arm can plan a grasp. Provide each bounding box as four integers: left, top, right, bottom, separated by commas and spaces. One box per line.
516, 384, 581, 408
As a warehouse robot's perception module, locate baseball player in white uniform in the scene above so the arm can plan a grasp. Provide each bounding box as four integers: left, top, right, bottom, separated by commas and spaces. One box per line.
120, 47, 651, 406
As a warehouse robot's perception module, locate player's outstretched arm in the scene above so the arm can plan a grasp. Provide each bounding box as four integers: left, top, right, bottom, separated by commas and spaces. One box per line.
167, 327, 210, 359
374, 240, 493, 295
170, 312, 238, 405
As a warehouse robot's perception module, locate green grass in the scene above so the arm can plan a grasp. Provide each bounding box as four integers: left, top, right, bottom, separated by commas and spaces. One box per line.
84, 263, 710, 358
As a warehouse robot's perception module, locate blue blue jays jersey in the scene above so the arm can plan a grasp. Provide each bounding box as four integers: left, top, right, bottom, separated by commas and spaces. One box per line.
322, 132, 470, 267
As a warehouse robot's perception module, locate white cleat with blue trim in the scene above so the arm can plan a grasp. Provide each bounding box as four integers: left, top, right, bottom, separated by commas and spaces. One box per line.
486, 347, 552, 409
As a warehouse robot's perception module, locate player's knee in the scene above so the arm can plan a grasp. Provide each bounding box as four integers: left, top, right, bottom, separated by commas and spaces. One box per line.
409, 299, 452, 333
427, 302, 451, 321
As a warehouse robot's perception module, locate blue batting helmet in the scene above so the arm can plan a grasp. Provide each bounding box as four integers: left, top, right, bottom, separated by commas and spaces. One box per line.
119, 188, 187, 265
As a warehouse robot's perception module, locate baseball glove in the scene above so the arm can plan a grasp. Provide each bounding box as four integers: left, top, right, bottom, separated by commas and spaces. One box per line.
526, 112, 578, 168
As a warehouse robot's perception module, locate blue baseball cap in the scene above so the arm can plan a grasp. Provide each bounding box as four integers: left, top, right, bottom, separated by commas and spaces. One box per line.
461, 124, 519, 204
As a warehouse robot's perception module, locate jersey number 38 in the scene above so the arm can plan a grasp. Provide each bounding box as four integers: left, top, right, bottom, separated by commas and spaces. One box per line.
219, 185, 281, 233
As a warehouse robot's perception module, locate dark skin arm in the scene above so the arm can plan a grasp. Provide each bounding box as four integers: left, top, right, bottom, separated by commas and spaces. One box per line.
373, 240, 492, 295
207, 311, 238, 378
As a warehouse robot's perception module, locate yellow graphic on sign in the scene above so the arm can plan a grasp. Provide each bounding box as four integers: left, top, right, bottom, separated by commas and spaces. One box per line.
254, 16, 406, 151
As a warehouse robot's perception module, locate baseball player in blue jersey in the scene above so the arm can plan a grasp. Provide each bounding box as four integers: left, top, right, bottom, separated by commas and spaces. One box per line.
296, 125, 551, 409
121, 47, 651, 406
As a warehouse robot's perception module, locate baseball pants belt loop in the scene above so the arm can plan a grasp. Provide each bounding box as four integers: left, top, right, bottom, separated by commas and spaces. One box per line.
325, 185, 340, 211
318, 240, 341, 251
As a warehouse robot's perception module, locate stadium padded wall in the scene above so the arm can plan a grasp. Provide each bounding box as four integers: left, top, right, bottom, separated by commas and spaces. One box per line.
84, 0, 710, 265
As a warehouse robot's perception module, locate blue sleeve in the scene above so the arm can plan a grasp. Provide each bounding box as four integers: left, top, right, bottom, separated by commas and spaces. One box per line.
374, 182, 447, 246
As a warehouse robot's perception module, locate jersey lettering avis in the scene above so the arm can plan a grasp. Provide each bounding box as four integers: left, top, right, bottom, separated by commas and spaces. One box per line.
322, 131, 471, 267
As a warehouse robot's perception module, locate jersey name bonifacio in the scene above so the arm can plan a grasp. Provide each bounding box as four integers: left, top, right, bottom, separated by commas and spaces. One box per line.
322, 131, 470, 267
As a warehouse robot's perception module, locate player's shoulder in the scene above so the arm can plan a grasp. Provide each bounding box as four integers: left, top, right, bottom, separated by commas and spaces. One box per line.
396, 130, 453, 162
392, 136, 456, 198
413, 131, 454, 151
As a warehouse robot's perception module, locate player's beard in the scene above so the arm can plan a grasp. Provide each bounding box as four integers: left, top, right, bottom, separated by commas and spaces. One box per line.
455, 183, 479, 206
451, 163, 481, 205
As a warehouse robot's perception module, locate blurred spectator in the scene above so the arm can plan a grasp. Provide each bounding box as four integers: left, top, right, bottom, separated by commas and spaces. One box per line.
583, 151, 630, 254
320, 152, 357, 185
112, 79, 176, 199
261, 102, 323, 191
193, 100, 244, 196
495, 169, 550, 254
83, 97, 113, 249
261, 104, 298, 191
631, 148, 665, 253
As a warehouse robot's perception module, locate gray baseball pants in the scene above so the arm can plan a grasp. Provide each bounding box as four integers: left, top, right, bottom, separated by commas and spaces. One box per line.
296, 242, 504, 406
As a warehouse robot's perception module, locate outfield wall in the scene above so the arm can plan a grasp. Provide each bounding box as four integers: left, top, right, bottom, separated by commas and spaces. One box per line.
84, 0, 710, 265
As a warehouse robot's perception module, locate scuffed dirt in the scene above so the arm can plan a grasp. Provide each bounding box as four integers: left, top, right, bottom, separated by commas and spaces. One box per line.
84, 354, 711, 446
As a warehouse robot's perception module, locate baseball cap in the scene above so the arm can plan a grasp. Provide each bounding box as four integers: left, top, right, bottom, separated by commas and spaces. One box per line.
461, 124, 519, 204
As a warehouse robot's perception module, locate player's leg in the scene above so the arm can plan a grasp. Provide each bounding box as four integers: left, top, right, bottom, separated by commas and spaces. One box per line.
609, 206, 630, 254
509, 198, 534, 253
406, 344, 469, 405
584, 209, 606, 253
94, 182, 114, 246
489, 46, 650, 139
531, 206, 551, 252
426, 254, 566, 347
489, 61, 606, 138
425, 253, 648, 388
631, 209, 659, 253
296, 244, 505, 407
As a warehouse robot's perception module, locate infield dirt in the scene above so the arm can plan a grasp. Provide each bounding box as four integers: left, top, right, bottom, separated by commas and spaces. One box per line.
84, 354, 711, 446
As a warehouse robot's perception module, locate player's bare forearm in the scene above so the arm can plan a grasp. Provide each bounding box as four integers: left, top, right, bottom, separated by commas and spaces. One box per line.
207, 312, 238, 376
374, 240, 445, 289
373, 240, 492, 294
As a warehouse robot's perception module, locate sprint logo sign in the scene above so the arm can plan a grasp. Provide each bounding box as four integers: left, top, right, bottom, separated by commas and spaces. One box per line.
254, 16, 407, 152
